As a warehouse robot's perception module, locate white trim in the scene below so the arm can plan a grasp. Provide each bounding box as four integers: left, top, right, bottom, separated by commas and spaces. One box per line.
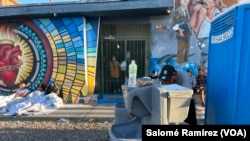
83, 16, 88, 95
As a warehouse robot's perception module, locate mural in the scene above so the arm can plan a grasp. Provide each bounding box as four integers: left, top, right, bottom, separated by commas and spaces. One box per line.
150, 0, 237, 77
0, 0, 239, 102
0, 17, 99, 103
0, 26, 25, 87
0, 21, 52, 93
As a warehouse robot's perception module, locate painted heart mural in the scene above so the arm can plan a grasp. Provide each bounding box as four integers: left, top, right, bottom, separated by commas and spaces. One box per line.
0, 41, 22, 86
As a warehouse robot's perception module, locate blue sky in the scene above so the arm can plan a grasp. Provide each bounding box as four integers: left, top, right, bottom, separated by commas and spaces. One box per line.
18, 0, 77, 4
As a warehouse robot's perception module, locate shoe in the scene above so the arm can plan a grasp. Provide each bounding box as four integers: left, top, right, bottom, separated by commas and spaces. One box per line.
0, 107, 7, 113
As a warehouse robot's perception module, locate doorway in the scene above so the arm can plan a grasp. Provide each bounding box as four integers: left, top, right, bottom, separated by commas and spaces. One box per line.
96, 23, 150, 94
100, 39, 149, 93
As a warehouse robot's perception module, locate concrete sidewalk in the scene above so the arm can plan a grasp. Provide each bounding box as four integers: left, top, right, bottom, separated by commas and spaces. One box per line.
48, 100, 205, 125
0, 104, 116, 120
44, 104, 116, 119
0, 98, 204, 125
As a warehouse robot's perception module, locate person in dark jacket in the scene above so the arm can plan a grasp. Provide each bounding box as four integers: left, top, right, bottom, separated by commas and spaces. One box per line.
158, 64, 197, 125
45, 82, 59, 95
172, 0, 192, 64
195, 67, 207, 107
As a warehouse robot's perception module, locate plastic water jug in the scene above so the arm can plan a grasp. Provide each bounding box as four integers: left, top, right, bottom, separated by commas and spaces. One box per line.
128, 60, 137, 87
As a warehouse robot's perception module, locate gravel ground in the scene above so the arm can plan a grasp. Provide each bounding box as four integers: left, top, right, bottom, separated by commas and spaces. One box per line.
0, 118, 114, 141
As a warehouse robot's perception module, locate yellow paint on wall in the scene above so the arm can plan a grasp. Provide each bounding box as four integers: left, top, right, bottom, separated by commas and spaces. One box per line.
52, 55, 58, 60
88, 75, 95, 95
58, 56, 67, 60
62, 35, 71, 42
61, 86, 71, 102
88, 66, 95, 73
87, 58, 96, 65
71, 89, 79, 95
81, 85, 87, 96
72, 79, 84, 84
46, 33, 51, 38
67, 69, 76, 73
71, 88, 80, 94
68, 63, 76, 67
65, 73, 75, 79
71, 96, 78, 103
73, 86, 82, 91
57, 48, 65, 53
56, 73, 65, 81
64, 74, 74, 79
51, 73, 57, 79
53, 35, 62, 41
52, 68, 58, 72
62, 84, 71, 89
75, 73, 84, 79
21, 65, 32, 70
88, 68, 95, 74
57, 76, 66, 82
77, 71, 84, 75
58, 66, 67, 73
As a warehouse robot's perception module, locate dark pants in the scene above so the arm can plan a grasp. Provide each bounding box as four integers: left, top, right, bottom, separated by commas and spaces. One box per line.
184, 98, 197, 125
111, 77, 120, 93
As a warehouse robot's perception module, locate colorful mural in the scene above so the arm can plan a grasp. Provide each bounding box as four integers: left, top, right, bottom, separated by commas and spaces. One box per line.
0, 17, 99, 103
150, 0, 237, 77
0, 0, 239, 102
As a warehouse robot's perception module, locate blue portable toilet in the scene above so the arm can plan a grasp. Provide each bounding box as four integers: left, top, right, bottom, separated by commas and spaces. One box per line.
205, 3, 250, 124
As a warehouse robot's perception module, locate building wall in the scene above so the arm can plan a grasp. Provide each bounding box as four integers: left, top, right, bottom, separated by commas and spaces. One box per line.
149, 15, 200, 77
0, 17, 99, 103
149, 0, 238, 77
0, 0, 239, 103
0, 0, 18, 6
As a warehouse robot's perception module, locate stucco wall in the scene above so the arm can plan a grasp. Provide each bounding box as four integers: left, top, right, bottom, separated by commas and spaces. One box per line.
150, 15, 200, 77
0, 17, 99, 103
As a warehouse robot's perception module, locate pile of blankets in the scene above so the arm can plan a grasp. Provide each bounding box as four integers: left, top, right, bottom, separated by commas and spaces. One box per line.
0, 90, 64, 116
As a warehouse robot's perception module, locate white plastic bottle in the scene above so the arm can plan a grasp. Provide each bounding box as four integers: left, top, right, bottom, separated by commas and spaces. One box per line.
128, 60, 137, 87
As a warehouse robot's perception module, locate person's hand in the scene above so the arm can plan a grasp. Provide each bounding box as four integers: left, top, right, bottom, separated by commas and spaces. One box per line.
196, 89, 200, 93
193, 4, 203, 13
179, 29, 184, 37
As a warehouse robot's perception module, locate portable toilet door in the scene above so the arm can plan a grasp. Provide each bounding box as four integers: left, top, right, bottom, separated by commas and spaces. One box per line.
206, 4, 250, 124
